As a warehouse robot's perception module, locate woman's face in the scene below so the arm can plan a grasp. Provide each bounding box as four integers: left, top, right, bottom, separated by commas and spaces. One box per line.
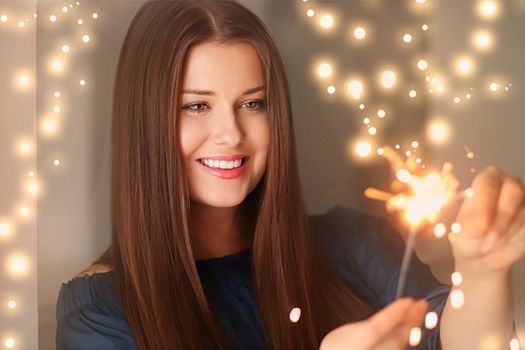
179, 41, 270, 208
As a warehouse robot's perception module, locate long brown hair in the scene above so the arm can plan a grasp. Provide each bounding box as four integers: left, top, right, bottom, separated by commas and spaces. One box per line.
102, 0, 373, 348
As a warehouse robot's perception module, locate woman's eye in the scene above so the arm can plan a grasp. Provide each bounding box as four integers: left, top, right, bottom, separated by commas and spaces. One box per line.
183, 103, 208, 114
182, 100, 265, 114
243, 99, 265, 110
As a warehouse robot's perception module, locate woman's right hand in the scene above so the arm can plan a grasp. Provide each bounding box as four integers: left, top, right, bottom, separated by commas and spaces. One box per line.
319, 298, 428, 350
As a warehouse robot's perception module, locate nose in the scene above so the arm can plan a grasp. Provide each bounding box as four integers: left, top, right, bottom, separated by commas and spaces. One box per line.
212, 104, 244, 146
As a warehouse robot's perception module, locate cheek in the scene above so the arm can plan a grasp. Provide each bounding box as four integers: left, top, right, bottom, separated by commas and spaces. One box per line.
178, 121, 203, 159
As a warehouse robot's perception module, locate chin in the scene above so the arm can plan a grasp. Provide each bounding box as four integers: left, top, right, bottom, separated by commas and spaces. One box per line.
191, 194, 248, 208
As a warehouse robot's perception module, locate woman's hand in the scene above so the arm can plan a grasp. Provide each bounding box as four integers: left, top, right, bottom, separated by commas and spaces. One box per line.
450, 166, 525, 275
319, 298, 428, 350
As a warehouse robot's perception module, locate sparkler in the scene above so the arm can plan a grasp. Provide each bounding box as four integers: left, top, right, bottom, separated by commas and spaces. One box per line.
364, 146, 460, 298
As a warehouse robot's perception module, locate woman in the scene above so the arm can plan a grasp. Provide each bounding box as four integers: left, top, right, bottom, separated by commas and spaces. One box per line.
55, 1, 524, 349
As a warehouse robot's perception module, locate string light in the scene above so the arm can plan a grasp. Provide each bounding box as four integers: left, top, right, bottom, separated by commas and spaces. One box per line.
403, 33, 413, 43
353, 26, 366, 40
434, 223, 447, 238
450, 289, 465, 309
409, 327, 422, 346
319, 15, 334, 29
380, 70, 396, 89
317, 63, 332, 78
49, 15, 57, 22
347, 79, 363, 99
425, 312, 438, 329
326, 85, 336, 94
409, 89, 417, 98
355, 140, 372, 157
289, 307, 301, 322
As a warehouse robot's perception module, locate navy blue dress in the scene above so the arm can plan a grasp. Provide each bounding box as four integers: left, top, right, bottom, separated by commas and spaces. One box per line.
56, 205, 451, 349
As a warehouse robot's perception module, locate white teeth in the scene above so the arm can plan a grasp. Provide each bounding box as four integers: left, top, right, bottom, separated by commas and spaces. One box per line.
200, 157, 244, 169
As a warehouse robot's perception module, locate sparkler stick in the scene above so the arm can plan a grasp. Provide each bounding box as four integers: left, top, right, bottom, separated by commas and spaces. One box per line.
395, 226, 417, 298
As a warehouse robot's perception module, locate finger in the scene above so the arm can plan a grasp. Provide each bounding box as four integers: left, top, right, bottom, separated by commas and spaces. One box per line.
365, 298, 415, 338
481, 177, 524, 253
484, 206, 525, 254
457, 166, 503, 238
485, 225, 525, 269
374, 300, 428, 350
350, 298, 414, 349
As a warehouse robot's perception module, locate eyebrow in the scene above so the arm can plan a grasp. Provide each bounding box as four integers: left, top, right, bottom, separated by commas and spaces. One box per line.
182, 85, 266, 96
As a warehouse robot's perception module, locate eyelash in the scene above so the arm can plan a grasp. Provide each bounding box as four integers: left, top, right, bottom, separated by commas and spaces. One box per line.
182, 99, 266, 114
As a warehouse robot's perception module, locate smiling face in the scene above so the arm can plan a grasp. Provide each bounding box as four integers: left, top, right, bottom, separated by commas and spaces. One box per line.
178, 41, 270, 208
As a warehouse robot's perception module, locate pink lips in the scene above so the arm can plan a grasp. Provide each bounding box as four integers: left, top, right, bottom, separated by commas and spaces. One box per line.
196, 157, 249, 179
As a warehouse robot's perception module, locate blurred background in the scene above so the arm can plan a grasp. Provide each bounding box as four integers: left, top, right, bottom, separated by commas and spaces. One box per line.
0, 0, 524, 348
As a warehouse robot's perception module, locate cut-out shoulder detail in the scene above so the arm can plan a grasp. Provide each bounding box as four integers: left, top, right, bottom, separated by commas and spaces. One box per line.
75, 263, 112, 278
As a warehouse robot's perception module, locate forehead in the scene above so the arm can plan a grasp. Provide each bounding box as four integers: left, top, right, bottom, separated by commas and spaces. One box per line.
181, 41, 265, 92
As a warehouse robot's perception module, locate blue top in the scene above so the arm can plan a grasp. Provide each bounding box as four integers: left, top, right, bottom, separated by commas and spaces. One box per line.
56, 205, 451, 349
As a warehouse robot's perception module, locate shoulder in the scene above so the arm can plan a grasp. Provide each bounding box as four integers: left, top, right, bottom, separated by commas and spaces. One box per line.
75, 263, 113, 278
56, 268, 136, 349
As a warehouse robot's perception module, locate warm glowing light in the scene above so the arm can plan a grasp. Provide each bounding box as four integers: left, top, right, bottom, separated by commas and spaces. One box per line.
377, 147, 385, 156
42, 118, 56, 132
18, 20, 25, 28
49, 15, 57, 22
18, 74, 30, 86
77, 18, 84, 24
8, 254, 29, 275
451, 222, 462, 234
317, 63, 332, 78
79, 79, 86, 86
465, 188, 474, 198
396, 169, 411, 183
510, 338, 521, 350
417, 59, 428, 71
425, 312, 438, 329
422, 24, 429, 31
368, 127, 377, 135
355, 141, 372, 157
451, 272, 463, 286
474, 32, 491, 48
320, 15, 334, 29
61, 44, 70, 53
353, 27, 366, 40
62, 6, 68, 13
428, 121, 449, 143
409, 89, 417, 98
327, 85, 336, 94
92, 12, 99, 19
480, 1, 497, 17
403, 33, 413, 43
82, 34, 91, 43
54, 91, 61, 98
363, 117, 370, 125
377, 109, 386, 118
456, 57, 474, 75
434, 223, 447, 238
359, 103, 365, 110
20, 142, 31, 153
28, 183, 38, 194
489, 82, 498, 91
1, 15, 7, 22
454, 97, 461, 104
53, 105, 61, 113
5, 338, 15, 348
347, 80, 363, 99
387, 167, 458, 225
409, 327, 422, 346
416, 0, 427, 3
450, 289, 465, 309
289, 307, 301, 322
52, 59, 63, 71
411, 141, 419, 148
19, 207, 30, 217
0, 222, 10, 236
8, 300, 16, 309
28, 171, 34, 177
380, 70, 396, 89
53, 159, 61, 166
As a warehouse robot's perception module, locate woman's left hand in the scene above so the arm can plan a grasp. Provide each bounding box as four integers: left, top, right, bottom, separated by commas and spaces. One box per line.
450, 165, 525, 275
